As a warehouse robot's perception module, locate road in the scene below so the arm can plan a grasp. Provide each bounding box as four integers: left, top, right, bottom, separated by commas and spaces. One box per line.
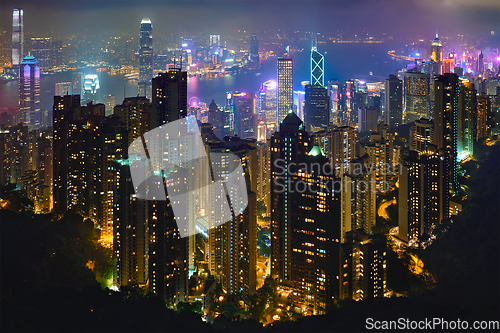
378, 198, 396, 220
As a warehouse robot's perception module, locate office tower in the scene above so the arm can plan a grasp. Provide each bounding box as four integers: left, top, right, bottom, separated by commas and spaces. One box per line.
430, 36, 443, 63
434, 73, 459, 190
341, 155, 376, 243
476, 93, 490, 141
114, 96, 152, 146
55, 82, 72, 96
340, 231, 386, 301
12, 8, 24, 66
83, 74, 99, 103
328, 79, 340, 121
457, 82, 476, 158
208, 137, 257, 298
232, 92, 257, 139
277, 58, 293, 123
151, 68, 187, 128
477, 51, 484, 74
19, 56, 41, 130
138, 18, 153, 99
403, 71, 430, 123
293, 91, 305, 121
442, 58, 454, 74
102, 94, 115, 116
250, 33, 259, 63
271, 113, 341, 313
359, 123, 399, 191
261, 80, 278, 129
384, 75, 402, 128
52, 40, 63, 67
358, 107, 378, 132
30, 37, 52, 69
398, 150, 449, 243
210, 35, 220, 48
410, 118, 434, 153
314, 125, 356, 175
303, 85, 329, 132
311, 41, 324, 86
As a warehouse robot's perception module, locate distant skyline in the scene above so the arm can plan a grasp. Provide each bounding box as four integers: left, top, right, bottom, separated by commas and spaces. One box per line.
1, 0, 499, 39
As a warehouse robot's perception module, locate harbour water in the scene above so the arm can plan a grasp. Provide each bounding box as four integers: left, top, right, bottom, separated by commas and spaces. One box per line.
1, 41, 408, 112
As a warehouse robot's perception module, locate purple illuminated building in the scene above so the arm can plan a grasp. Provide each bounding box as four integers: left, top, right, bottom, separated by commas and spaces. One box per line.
19, 56, 40, 130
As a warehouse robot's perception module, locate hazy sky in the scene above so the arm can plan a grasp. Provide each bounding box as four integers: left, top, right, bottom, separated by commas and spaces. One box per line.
1, 0, 499, 39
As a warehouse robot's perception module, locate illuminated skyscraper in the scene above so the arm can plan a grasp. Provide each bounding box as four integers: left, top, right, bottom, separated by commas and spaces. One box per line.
232, 92, 257, 139
30, 37, 52, 69
303, 84, 329, 132
261, 80, 277, 128
271, 113, 341, 314
403, 71, 430, 123
430, 36, 443, 63
12, 8, 24, 66
457, 82, 476, 158
250, 33, 259, 63
384, 74, 402, 128
138, 18, 153, 99
398, 150, 449, 243
410, 118, 434, 153
151, 68, 187, 127
434, 73, 459, 190
314, 125, 356, 176
277, 58, 293, 123
83, 74, 100, 104
19, 56, 40, 130
311, 40, 324, 86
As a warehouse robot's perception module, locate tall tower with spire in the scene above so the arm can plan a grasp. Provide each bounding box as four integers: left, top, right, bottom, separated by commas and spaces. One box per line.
310, 35, 324, 86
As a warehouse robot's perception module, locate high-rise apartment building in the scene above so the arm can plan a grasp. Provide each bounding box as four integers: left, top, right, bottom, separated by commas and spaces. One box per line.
138, 18, 153, 99
314, 125, 356, 176
384, 75, 402, 129
476, 93, 490, 140
410, 118, 434, 153
358, 107, 378, 132
19, 56, 40, 130
398, 150, 449, 243
277, 58, 293, 123
151, 68, 187, 128
271, 112, 341, 314
457, 81, 476, 158
434, 73, 459, 190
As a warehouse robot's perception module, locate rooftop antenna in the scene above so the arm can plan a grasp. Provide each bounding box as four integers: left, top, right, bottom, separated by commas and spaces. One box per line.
173, 52, 176, 71
179, 53, 182, 71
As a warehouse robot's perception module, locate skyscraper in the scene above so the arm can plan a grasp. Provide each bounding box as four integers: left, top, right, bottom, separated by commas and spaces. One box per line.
430, 36, 443, 63
151, 68, 187, 128
398, 150, 449, 243
261, 80, 277, 129
30, 37, 52, 69
250, 33, 259, 63
303, 85, 329, 132
358, 107, 378, 132
19, 56, 40, 130
277, 58, 293, 123
232, 92, 257, 139
403, 71, 430, 123
83, 74, 100, 104
138, 18, 153, 99
457, 81, 476, 158
311, 41, 324, 86
314, 125, 356, 176
434, 73, 459, 190
410, 118, 434, 153
271, 113, 341, 314
12, 8, 24, 66
384, 74, 402, 129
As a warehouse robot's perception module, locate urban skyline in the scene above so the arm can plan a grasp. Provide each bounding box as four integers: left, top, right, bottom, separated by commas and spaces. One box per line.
1, 1, 499, 332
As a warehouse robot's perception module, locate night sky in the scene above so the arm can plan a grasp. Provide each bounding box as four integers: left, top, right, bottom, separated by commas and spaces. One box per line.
1, 0, 499, 38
